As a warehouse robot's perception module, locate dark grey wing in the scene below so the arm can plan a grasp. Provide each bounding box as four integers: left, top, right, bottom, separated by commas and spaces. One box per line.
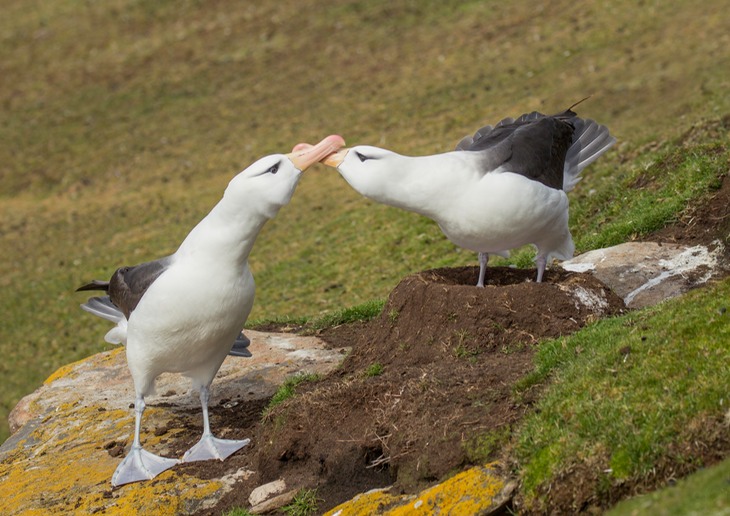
108, 255, 173, 319
455, 124, 493, 151
228, 332, 252, 357
456, 110, 576, 190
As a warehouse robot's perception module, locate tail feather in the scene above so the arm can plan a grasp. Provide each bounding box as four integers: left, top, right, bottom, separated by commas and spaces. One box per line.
80, 296, 124, 323
104, 323, 127, 345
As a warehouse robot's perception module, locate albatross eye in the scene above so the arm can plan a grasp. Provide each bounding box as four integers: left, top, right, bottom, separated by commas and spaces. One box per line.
355, 151, 369, 162
267, 163, 280, 174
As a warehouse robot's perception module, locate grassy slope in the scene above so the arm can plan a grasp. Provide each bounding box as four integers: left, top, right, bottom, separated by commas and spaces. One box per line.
1, 0, 729, 506
514, 278, 730, 510
608, 455, 730, 515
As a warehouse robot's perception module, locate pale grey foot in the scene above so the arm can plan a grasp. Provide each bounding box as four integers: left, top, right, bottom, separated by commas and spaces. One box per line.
476, 252, 489, 287
112, 396, 177, 487
182, 385, 250, 463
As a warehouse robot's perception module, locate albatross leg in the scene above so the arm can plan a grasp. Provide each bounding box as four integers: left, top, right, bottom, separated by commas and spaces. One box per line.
535, 254, 547, 283
182, 385, 250, 463
112, 396, 178, 487
476, 252, 489, 287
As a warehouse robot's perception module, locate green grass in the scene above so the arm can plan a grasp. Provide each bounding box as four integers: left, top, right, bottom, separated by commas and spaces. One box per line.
607, 457, 730, 516
514, 278, 730, 508
364, 363, 384, 377
463, 426, 512, 464
222, 508, 254, 516
309, 299, 386, 330
262, 373, 321, 420
247, 299, 384, 332
572, 140, 730, 252
282, 489, 321, 516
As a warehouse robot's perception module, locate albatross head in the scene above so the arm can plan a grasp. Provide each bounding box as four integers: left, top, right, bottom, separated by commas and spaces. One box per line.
321, 145, 407, 201
225, 134, 345, 219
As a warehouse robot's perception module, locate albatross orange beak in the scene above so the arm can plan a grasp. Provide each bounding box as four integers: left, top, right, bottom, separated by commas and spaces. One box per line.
286, 135, 346, 171
322, 148, 349, 168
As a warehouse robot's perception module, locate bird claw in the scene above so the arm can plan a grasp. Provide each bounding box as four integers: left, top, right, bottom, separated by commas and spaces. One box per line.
181, 435, 250, 463
112, 446, 178, 487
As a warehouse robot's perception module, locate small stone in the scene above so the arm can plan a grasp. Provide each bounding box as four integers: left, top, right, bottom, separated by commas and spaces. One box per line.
249, 479, 287, 506
250, 488, 298, 515
108, 445, 125, 458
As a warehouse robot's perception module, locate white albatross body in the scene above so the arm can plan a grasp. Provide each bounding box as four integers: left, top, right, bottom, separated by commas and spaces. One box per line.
77, 135, 345, 486
322, 108, 615, 285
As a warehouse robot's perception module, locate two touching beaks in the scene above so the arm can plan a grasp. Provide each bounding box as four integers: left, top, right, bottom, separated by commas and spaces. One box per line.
291, 136, 350, 169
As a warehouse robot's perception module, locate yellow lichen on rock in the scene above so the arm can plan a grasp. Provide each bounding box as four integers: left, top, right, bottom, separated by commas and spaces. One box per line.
42, 361, 83, 385
2, 332, 348, 514
104, 474, 225, 516
325, 464, 508, 516
0, 397, 211, 515
43, 348, 125, 385
324, 489, 408, 516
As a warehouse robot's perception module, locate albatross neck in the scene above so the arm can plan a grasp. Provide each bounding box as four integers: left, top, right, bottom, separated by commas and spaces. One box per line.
175, 199, 269, 269
365, 152, 476, 219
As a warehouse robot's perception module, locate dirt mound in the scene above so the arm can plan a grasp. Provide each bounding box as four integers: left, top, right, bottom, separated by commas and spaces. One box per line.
204, 267, 622, 512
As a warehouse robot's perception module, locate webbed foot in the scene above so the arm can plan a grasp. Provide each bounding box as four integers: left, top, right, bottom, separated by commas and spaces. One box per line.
181, 435, 250, 463
112, 445, 178, 487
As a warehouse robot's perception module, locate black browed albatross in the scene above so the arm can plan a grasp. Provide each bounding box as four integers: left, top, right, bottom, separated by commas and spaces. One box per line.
319, 106, 615, 285
77, 134, 345, 486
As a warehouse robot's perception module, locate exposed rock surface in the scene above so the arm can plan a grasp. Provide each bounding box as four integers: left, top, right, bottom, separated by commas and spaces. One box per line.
562, 241, 726, 308
0, 330, 346, 515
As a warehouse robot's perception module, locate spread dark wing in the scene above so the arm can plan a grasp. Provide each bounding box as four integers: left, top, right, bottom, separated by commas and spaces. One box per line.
77, 256, 173, 319
455, 110, 576, 190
